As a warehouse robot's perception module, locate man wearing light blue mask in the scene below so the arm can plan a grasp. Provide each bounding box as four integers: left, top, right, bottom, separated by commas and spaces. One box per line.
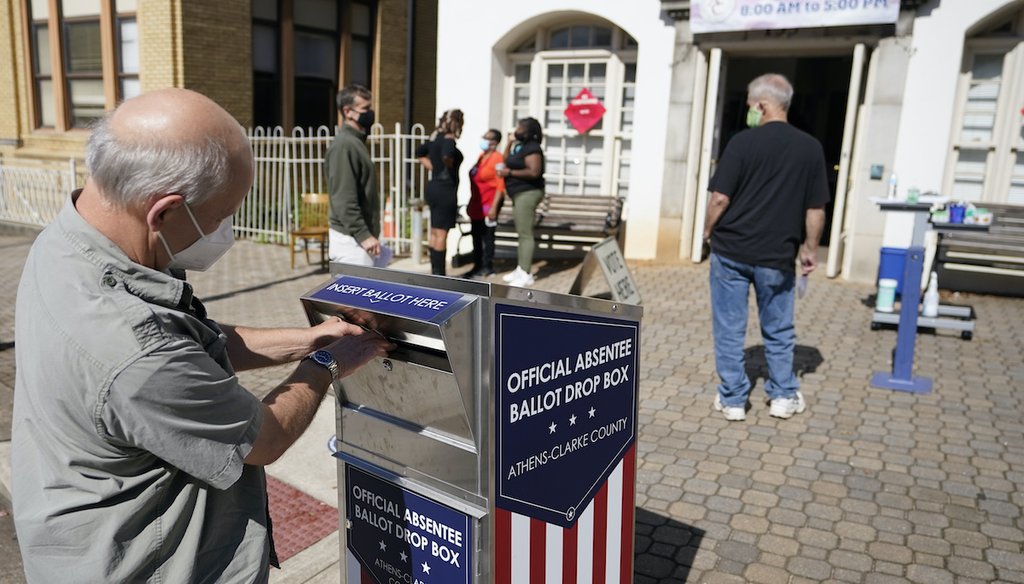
702, 73, 829, 423
11, 88, 393, 583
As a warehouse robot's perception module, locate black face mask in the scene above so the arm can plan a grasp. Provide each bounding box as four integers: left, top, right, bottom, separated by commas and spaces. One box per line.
514, 132, 528, 143
355, 109, 375, 130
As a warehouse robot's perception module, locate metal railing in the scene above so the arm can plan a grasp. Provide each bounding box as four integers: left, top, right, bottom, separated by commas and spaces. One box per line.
0, 159, 85, 227
369, 123, 430, 256
0, 124, 430, 255
244, 125, 335, 245
245, 123, 429, 254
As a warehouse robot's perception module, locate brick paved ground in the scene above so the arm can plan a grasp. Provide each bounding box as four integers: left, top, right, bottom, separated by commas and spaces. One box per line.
2, 225, 1023, 583
0, 226, 36, 444
625, 264, 1024, 584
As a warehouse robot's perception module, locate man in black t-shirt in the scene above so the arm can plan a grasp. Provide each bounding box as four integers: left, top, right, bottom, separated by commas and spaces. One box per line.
703, 73, 829, 422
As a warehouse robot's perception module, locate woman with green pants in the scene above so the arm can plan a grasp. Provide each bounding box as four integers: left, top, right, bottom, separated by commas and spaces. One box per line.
493, 117, 545, 287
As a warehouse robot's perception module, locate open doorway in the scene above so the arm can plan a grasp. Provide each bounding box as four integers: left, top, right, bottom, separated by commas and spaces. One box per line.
716, 56, 855, 248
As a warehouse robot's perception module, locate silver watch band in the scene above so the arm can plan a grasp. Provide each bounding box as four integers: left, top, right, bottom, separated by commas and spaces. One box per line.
306, 350, 339, 381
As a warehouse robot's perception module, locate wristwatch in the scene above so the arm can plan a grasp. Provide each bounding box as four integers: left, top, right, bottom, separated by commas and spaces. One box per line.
304, 349, 340, 381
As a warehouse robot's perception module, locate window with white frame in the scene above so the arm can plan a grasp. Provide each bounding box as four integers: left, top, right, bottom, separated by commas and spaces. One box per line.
947, 13, 1024, 205
505, 22, 636, 198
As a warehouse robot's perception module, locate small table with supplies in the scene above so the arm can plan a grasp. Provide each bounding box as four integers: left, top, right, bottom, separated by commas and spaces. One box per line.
868, 200, 979, 393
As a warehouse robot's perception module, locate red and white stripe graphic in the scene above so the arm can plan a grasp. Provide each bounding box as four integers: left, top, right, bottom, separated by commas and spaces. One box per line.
346, 549, 371, 584
495, 445, 637, 584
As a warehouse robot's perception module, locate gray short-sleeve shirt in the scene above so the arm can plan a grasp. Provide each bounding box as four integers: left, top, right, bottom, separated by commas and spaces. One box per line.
12, 193, 270, 583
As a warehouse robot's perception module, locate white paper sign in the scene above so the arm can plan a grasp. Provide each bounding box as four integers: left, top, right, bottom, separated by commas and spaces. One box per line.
691, 0, 899, 34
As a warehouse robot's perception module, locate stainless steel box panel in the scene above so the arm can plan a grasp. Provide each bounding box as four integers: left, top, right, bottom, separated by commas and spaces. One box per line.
335, 303, 481, 446
339, 406, 482, 497
339, 351, 472, 441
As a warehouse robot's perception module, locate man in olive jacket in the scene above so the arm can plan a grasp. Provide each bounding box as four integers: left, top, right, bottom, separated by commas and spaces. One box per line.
326, 84, 380, 266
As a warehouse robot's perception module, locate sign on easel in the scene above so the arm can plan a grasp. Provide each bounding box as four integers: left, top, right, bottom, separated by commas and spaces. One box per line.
569, 237, 642, 305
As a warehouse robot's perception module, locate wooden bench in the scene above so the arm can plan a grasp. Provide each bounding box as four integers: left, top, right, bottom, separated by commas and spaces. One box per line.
454, 193, 625, 264
934, 202, 1024, 297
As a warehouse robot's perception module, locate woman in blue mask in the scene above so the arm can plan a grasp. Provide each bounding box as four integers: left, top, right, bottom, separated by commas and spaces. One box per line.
464, 129, 505, 277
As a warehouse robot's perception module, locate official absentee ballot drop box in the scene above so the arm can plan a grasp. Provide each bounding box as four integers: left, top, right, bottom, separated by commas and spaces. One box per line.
301, 265, 642, 583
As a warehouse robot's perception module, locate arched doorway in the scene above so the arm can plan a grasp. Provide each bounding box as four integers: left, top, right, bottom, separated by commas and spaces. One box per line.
502, 19, 637, 198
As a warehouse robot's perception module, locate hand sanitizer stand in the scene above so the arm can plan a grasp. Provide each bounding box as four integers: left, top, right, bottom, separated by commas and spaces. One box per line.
869, 201, 979, 393
870, 201, 934, 393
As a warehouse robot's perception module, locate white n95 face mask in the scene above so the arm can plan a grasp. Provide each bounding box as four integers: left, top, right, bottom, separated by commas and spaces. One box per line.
158, 201, 235, 272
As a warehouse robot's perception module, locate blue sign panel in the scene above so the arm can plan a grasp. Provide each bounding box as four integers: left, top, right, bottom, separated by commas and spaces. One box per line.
494, 303, 639, 528
345, 465, 472, 584
309, 275, 465, 323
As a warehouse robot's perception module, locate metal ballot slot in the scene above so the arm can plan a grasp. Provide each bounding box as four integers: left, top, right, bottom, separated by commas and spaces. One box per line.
301, 267, 485, 495
302, 264, 643, 583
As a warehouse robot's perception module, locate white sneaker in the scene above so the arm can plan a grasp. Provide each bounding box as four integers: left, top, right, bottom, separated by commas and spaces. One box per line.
503, 266, 528, 283
508, 270, 535, 287
769, 391, 806, 419
713, 394, 746, 421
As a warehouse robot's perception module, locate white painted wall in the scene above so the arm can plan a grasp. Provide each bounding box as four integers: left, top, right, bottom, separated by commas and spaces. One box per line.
435, 1, 1017, 267
885, 0, 1017, 247
434, 0, 676, 259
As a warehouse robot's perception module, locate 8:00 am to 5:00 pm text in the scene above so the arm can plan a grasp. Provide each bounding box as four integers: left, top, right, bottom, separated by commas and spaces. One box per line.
741, 0, 890, 17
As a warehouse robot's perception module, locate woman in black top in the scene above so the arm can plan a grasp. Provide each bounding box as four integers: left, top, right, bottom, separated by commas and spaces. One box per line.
494, 117, 545, 287
416, 109, 464, 275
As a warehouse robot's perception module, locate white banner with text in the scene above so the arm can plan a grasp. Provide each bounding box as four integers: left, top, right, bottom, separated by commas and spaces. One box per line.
691, 0, 900, 33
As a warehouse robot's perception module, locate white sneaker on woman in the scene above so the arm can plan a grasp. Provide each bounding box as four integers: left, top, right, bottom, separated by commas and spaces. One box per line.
503, 267, 528, 283
509, 270, 535, 287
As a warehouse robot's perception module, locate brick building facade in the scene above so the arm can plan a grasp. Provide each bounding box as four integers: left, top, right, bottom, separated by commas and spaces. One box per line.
0, 0, 437, 162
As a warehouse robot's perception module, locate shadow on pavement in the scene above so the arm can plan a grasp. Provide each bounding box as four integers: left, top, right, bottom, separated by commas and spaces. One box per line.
743, 344, 824, 390
200, 269, 328, 303
490, 257, 584, 282
634, 507, 704, 583
860, 293, 878, 309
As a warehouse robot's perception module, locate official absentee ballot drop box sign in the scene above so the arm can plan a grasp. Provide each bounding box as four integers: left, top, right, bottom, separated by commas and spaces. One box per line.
301, 265, 642, 583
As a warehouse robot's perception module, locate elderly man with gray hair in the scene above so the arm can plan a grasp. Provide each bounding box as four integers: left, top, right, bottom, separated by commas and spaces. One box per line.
11, 88, 392, 582
702, 73, 829, 422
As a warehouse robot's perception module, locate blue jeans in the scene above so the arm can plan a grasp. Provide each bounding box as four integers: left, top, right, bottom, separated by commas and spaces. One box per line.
710, 253, 799, 407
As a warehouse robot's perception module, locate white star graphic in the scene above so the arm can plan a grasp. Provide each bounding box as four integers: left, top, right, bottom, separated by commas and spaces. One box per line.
422, 561, 432, 575
569, 414, 577, 426
549, 421, 557, 434
379, 540, 387, 551
588, 406, 596, 418
400, 551, 408, 562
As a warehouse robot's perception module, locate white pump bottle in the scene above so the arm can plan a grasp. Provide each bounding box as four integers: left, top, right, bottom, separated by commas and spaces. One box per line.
922, 272, 940, 318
